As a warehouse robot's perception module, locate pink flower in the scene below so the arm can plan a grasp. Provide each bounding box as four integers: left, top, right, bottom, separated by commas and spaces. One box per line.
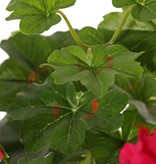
119, 127, 156, 164
0, 149, 3, 161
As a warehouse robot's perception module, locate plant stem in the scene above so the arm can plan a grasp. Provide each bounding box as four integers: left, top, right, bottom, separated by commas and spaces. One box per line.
56, 10, 91, 48
106, 5, 135, 45
118, 128, 123, 140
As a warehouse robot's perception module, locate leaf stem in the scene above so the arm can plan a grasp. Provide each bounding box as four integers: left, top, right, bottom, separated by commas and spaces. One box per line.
106, 5, 135, 45
56, 10, 92, 48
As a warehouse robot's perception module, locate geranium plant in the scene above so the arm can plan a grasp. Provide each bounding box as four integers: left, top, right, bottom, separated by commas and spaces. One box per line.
0, 0, 156, 163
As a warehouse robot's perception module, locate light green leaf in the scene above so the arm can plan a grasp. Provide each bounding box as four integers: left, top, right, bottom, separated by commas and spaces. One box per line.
112, 0, 135, 7
98, 12, 156, 32
48, 44, 143, 97
6, 0, 76, 34
19, 14, 61, 35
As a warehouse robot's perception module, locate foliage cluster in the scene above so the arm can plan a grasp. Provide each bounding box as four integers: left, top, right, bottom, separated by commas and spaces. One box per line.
0, 0, 156, 163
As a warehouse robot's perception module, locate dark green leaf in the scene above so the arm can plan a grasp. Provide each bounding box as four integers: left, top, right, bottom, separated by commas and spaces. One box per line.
9, 78, 87, 154
57, 150, 96, 164
83, 129, 123, 164
115, 74, 156, 125
1, 32, 65, 68
0, 31, 75, 111
48, 45, 143, 97
8, 77, 127, 154
116, 73, 156, 100
0, 80, 26, 111
122, 110, 140, 141
117, 31, 156, 72
20, 113, 87, 154
6, 0, 76, 34
80, 89, 127, 133
18, 152, 54, 164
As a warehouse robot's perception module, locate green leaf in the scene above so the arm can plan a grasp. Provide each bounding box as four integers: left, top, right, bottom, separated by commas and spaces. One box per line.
80, 89, 127, 133
0, 31, 75, 111
18, 152, 54, 164
9, 78, 87, 154
132, 1, 156, 22
130, 100, 156, 125
8, 77, 127, 154
117, 30, 156, 72
112, 0, 156, 21
58, 150, 96, 164
0, 80, 26, 111
83, 129, 123, 164
20, 113, 87, 154
115, 74, 156, 125
6, 0, 76, 34
19, 14, 61, 35
78, 27, 104, 46
48, 44, 143, 97
122, 109, 156, 142
98, 12, 156, 32
98, 10, 156, 70
121, 110, 141, 141
112, 0, 135, 7
1, 32, 54, 69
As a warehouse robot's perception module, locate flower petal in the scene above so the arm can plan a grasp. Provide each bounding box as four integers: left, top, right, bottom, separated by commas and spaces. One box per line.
138, 127, 149, 141
119, 143, 135, 164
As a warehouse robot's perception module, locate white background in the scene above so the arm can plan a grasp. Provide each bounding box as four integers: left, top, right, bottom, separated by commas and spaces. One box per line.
0, 0, 121, 120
